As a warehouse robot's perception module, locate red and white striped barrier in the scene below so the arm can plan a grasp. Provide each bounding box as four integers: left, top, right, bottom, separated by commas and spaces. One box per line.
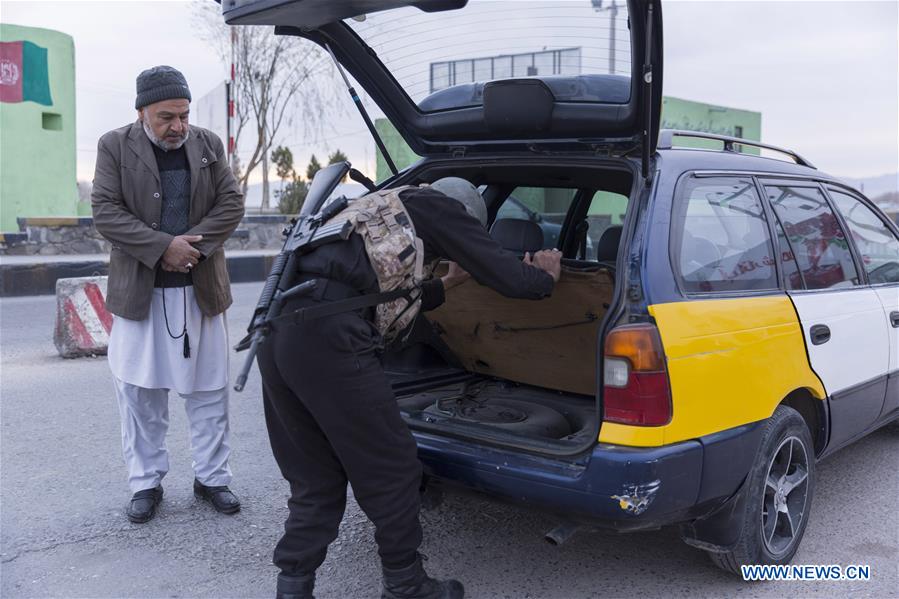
53, 276, 113, 358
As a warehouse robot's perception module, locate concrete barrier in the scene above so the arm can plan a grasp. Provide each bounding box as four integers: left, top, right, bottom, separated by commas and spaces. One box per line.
53, 276, 112, 358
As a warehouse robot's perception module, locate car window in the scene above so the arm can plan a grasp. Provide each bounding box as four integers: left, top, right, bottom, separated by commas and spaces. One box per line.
494, 187, 577, 250
829, 189, 899, 285
587, 191, 629, 259
673, 177, 777, 293
773, 217, 803, 290
765, 185, 859, 290
349, 2, 633, 111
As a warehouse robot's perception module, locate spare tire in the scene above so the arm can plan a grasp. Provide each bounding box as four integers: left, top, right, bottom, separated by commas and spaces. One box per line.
423, 398, 573, 439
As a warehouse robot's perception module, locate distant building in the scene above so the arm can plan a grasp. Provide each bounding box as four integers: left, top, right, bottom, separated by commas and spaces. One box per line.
430, 47, 583, 92
661, 96, 762, 152
0, 24, 77, 232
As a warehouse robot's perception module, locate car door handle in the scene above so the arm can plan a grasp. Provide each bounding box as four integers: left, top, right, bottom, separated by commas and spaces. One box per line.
810, 324, 831, 345
891, 311, 899, 328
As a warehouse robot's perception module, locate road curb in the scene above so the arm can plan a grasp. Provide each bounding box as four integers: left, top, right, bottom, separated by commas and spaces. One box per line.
0, 252, 278, 297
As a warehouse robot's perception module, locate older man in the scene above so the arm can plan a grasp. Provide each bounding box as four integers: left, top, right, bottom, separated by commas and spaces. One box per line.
92, 65, 245, 523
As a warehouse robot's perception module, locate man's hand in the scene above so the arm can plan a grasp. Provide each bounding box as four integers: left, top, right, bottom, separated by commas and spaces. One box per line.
441, 261, 470, 291
161, 235, 203, 273
524, 249, 562, 283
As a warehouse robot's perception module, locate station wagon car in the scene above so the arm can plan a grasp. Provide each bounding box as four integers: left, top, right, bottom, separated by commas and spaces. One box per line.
222, 0, 899, 572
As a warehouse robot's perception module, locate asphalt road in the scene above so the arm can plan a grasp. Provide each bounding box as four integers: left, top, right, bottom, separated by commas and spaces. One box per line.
1, 282, 897, 598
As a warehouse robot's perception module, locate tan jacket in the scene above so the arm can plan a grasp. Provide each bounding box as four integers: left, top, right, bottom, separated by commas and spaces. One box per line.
91, 121, 244, 320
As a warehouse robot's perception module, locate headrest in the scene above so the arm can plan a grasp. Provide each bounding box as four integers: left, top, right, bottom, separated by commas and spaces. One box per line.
490, 219, 544, 254
595, 225, 623, 262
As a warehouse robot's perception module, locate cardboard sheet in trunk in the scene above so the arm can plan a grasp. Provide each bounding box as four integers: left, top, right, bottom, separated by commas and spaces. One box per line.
426, 266, 613, 395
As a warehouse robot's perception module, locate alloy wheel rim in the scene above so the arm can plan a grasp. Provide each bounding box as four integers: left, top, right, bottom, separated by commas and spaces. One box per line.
760, 435, 810, 556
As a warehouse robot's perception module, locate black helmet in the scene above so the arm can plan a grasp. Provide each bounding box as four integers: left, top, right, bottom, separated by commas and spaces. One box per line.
429, 177, 487, 227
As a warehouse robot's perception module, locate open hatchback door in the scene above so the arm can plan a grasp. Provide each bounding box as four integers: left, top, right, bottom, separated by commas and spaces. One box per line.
223, 0, 663, 176
223, 0, 667, 458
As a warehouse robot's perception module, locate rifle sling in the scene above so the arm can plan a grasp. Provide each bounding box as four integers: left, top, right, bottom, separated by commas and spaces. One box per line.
267, 287, 413, 329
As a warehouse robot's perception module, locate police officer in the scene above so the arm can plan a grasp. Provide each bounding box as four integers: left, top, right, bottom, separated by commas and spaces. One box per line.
258, 178, 561, 599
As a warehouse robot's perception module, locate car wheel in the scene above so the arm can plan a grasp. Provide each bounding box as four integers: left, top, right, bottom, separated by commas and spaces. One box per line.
707, 405, 816, 574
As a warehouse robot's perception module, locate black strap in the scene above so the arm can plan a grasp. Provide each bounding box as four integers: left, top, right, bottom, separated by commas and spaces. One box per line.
267, 287, 413, 329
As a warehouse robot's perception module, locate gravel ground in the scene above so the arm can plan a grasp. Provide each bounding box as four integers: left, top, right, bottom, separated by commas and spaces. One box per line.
2, 283, 896, 598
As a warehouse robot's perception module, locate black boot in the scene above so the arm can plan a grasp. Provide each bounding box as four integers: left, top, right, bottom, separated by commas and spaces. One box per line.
381, 555, 464, 599
276, 572, 315, 599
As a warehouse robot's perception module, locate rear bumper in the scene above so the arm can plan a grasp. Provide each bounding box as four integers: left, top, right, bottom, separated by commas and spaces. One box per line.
413, 420, 764, 530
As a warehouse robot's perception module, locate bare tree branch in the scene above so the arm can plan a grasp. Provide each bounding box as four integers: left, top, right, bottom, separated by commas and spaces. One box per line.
192, 0, 340, 209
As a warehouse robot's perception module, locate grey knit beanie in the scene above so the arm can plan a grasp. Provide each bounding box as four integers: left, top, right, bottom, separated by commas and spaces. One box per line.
135, 65, 191, 109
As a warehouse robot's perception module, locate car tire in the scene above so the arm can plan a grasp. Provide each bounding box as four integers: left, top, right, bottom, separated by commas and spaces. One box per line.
707, 405, 816, 574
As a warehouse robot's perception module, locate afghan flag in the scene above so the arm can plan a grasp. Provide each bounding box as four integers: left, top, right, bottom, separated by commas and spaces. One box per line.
0, 41, 52, 106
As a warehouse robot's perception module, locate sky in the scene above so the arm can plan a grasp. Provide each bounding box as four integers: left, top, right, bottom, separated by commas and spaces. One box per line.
2, 0, 897, 191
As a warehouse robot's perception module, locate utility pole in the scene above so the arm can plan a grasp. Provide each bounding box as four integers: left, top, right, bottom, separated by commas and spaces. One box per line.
591, 0, 619, 75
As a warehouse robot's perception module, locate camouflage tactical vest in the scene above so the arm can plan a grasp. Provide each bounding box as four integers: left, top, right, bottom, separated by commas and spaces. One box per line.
327, 186, 436, 340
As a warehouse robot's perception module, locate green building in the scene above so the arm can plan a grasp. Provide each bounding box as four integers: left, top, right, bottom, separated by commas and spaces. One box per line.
0, 24, 77, 232
661, 96, 762, 152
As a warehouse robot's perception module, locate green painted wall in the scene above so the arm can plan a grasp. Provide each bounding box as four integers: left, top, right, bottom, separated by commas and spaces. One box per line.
661, 96, 761, 152
375, 118, 421, 184
0, 24, 77, 232
374, 96, 762, 182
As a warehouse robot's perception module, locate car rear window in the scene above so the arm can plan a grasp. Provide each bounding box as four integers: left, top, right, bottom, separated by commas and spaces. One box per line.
673, 176, 778, 293
766, 185, 860, 290
828, 188, 899, 285
347, 0, 633, 111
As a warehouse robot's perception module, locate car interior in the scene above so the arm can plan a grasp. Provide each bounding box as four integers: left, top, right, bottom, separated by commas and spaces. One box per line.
383, 162, 635, 448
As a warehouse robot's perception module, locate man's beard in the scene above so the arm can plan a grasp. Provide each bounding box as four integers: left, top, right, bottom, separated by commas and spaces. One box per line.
142, 119, 189, 151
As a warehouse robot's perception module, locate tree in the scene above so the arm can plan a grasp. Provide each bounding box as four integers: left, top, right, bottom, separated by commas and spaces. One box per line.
305, 154, 322, 182
271, 149, 335, 216
277, 179, 309, 216
271, 145, 294, 196
193, 3, 338, 210
328, 149, 348, 165
328, 149, 349, 182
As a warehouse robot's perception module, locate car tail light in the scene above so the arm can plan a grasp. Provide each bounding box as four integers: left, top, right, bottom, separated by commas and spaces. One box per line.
603, 323, 671, 426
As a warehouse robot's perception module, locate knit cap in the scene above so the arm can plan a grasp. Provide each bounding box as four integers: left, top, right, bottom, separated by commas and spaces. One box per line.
135, 65, 191, 109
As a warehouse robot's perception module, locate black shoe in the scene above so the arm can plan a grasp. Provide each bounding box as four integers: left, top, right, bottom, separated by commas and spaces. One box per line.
193, 479, 241, 514
382, 554, 464, 599
276, 572, 315, 599
126, 485, 163, 523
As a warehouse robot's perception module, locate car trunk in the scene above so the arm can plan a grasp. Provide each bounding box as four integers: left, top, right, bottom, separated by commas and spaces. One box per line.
387, 260, 612, 448
371, 156, 637, 452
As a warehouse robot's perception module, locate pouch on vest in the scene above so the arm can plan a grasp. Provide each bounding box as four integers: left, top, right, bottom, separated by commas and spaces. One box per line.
323, 186, 435, 341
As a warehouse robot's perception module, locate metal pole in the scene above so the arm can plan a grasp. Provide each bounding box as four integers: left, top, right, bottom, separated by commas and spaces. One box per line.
609, 0, 618, 75
592, 0, 619, 75
324, 43, 399, 176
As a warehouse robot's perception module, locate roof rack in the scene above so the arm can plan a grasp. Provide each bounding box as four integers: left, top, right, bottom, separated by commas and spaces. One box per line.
657, 129, 816, 169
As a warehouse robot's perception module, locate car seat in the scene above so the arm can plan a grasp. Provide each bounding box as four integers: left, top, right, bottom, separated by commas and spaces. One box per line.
595, 225, 623, 270
490, 218, 544, 254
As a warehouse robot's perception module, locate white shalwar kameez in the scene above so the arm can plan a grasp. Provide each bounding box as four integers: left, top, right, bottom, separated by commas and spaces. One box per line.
109, 285, 232, 493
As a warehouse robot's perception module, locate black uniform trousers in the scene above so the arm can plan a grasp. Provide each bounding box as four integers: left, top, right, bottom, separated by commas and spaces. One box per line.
257, 290, 424, 575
